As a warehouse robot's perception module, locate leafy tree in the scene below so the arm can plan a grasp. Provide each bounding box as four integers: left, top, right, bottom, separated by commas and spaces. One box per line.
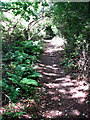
52, 2, 89, 80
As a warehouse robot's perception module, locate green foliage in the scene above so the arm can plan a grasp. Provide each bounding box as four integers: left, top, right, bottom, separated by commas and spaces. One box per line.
1, 1, 34, 21
20, 78, 38, 86
53, 2, 89, 76
1, 1, 50, 119
2, 33, 42, 102
4, 107, 26, 118
42, 1, 49, 6
28, 72, 43, 78
0, 1, 49, 22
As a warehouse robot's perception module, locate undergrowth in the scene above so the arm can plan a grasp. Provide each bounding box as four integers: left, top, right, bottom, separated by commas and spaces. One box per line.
2, 37, 42, 119
53, 3, 89, 80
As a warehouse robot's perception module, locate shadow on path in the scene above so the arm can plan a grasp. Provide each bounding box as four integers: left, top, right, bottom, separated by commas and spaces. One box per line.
37, 36, 89, 119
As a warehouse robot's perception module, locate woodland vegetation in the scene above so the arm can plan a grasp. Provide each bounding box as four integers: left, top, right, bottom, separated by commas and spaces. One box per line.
0, 1, 89, 120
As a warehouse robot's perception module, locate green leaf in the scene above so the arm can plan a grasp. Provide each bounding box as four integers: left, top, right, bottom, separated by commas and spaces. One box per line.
13, 111, 26, 117
20, 78, 38, 86
15, 10, 21, 16
21, 11, 25, 16
42, 2, 49, 6
23, 3, 27, 11
85, 26, 88, 29
28, 72, 43, 78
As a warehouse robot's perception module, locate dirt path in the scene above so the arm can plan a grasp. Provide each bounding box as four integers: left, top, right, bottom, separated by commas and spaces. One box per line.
37, 36, 89, 119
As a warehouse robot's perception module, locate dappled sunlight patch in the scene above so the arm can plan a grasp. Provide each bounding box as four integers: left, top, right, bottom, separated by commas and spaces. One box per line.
60, 70, 65, 74
45, 65, 53, 69
77, 81, 89, 91
66, 75, 71, 79
51, 96, 59, 101
48, 91, 55, 95
68, 80, 89, 100
44, 83, 61, 88
44, 36, 65, 53
46, 47, 64, 53
43, 72, 60, 77
69, 87, 79, 93
58, 89, 66, 94
78, 98, 86, 104
63, 79, 71, 82
47, 77, 51, 80
54, 78, 65, 82
39, 63, 46, 67
23, 114, 32, 119
46, 65, 58, 70
61, 82, 74, 87
71, 109, 80, 116
51, 36, 65, 47
44, 35, 66, 53
69, 83, 89, 92
42, 110, 62, 118
38, 64, 60, 72
72, 79, 77, 83
37, 70, 43, 73
53, 64, 57, 67
78, 85, 89, 91
72, 91, 88, 98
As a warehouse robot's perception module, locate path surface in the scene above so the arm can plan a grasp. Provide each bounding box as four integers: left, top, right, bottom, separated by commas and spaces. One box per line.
37, 36, 89, 119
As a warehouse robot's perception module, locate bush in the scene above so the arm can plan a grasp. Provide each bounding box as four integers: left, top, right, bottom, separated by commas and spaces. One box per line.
2, 38, 42, 103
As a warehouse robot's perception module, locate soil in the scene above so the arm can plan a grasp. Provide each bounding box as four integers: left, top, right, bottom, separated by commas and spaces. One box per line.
36, 36, 89, 120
